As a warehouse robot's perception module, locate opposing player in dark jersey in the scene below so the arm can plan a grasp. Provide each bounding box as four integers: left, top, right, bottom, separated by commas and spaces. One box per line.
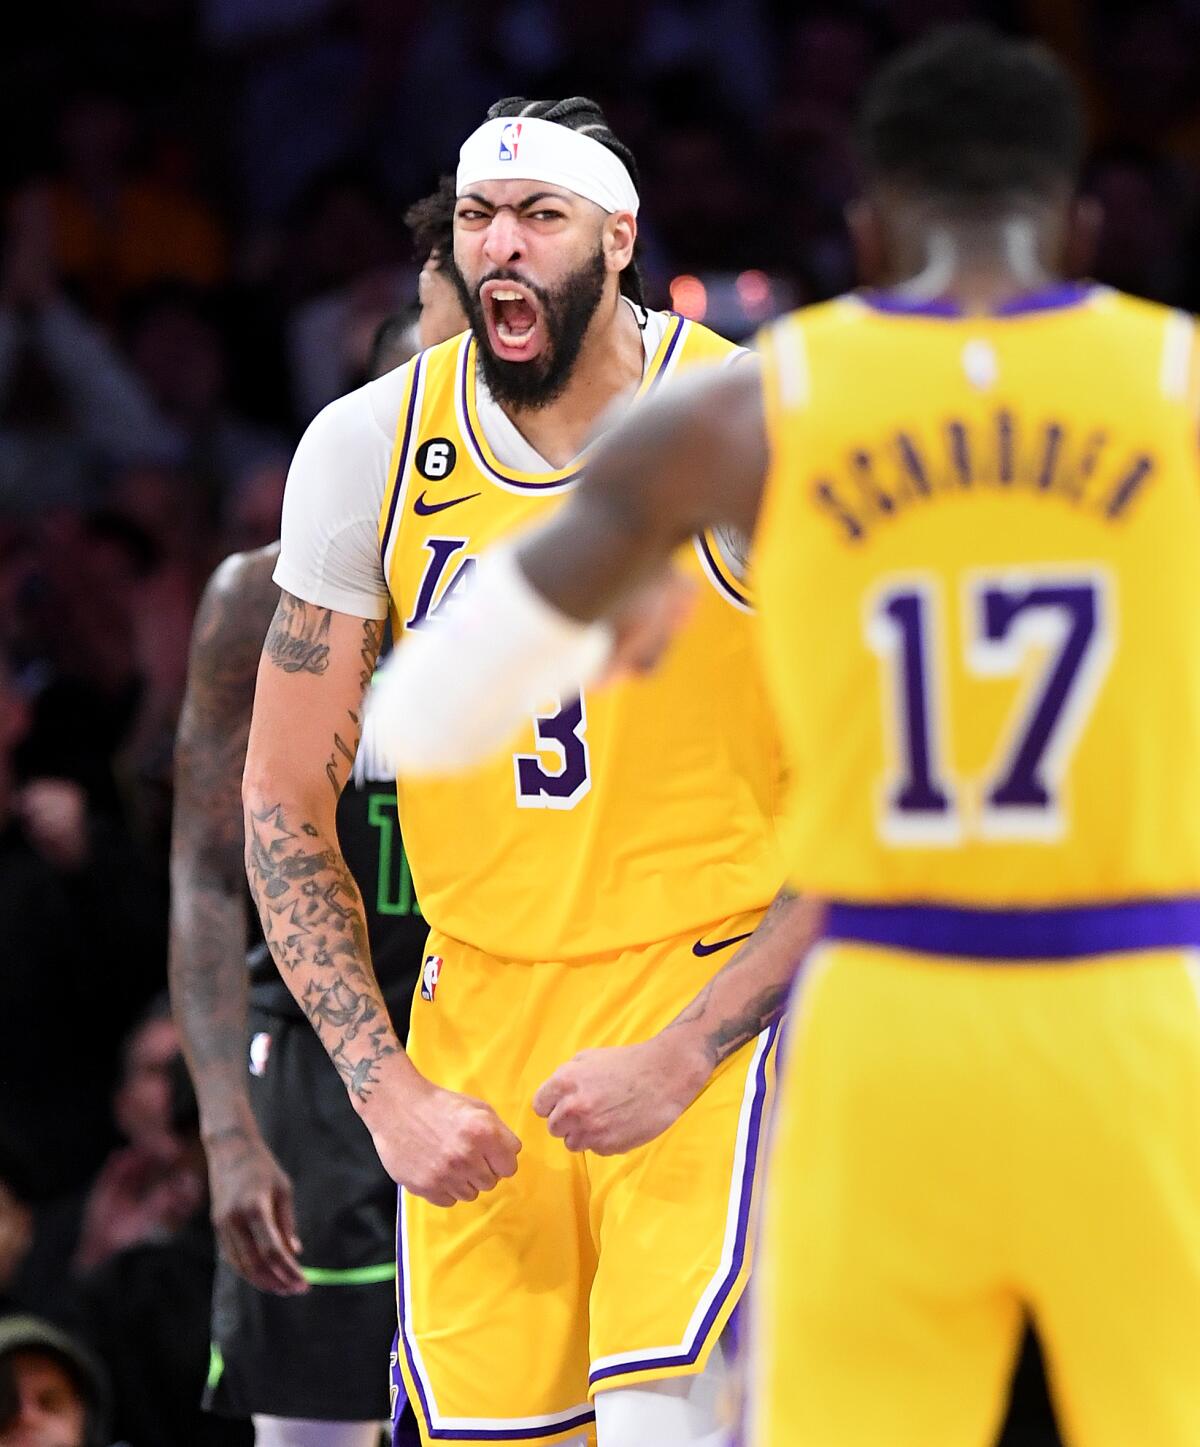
169, 184, 464, 1447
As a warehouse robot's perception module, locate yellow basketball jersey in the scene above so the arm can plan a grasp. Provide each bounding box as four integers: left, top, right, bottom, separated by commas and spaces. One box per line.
379, 317, 781, 959
755, 284, 1200, 913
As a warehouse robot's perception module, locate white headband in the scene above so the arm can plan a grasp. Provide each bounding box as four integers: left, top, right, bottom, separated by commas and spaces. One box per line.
456, 116, 640, 217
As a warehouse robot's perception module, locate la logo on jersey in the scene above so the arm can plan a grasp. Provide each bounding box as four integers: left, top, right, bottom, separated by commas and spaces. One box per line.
421, 954, 443, 1001
498, 121, 522, 161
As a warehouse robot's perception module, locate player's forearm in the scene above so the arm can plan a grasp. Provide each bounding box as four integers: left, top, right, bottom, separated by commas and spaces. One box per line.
241, 777, 412, 1105
660, 891, 827, 1074
168, 868, 257, 1142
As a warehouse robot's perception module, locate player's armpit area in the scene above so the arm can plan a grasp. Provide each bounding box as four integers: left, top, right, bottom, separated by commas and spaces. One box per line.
519, 360, 770, 624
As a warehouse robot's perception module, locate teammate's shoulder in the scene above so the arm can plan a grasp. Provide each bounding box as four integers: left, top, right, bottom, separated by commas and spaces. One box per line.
204, 543, 280, 608
191, 545, 281, 662
1085, 284, 1194, 330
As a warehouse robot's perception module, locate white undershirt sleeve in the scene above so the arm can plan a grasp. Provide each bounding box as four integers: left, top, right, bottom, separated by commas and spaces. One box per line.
273, 371, 408, 620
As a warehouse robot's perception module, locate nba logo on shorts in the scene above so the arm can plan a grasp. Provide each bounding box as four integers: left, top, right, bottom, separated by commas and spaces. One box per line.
421, 954, 443, 1001
498, 121, 522, 161
249, 1031, 272, 1077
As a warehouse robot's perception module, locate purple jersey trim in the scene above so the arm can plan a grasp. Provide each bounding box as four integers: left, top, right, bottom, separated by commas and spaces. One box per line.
824, 896, 1200, 960
643, 312, 685, 394
379, 353, 426, 566
859, 281, 1094, 320
587, 1020, 778, 1389
459, 340, 580, 490
696, 532, 752, 610
393, 1195, 595, 1442
458, 316, 686, 491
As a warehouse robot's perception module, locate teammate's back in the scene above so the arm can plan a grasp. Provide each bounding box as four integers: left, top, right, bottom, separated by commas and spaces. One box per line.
757, 285, 1200, 912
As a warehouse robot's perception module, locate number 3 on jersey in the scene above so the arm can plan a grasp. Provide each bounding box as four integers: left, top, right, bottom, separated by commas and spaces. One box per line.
514, 694, 592, 810
868, 568, 1114, 845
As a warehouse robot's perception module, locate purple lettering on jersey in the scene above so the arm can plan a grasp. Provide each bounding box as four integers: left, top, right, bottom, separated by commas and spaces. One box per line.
405, 537, 474, 631
514, 696, 591, 809
979, 581, 1098, 812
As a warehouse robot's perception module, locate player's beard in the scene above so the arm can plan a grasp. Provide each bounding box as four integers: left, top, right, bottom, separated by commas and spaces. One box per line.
448, 245, 608, 411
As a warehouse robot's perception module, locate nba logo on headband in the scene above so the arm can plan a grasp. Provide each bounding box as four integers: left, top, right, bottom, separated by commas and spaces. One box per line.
498, 121, 522, 162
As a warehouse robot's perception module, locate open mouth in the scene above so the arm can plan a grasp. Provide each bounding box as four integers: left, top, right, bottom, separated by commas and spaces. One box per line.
480, 279, 545, 362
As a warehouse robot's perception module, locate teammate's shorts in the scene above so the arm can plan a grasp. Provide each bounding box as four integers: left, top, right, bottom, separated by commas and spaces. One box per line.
393, 911, 775, 1446
747, 940, 1200, 1447
206, 1005, 411, 1425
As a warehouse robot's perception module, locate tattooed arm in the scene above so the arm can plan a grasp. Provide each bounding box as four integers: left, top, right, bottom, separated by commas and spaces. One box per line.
243, 591, 521, 1206
533, 890, 825, 1155
169, 545, 309, 1295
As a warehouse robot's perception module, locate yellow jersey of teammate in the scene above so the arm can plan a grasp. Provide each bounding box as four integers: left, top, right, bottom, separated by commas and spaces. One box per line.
746, 280, 1200, 1447
756, 283, 1200, 918
378, 316, 780, 961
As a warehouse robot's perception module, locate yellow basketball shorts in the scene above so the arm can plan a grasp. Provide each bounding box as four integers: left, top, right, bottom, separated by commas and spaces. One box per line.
395, 911, 775, 1445
748, 939, 1200, 1447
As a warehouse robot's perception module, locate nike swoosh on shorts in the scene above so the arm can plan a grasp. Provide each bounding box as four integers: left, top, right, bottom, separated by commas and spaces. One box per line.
413, 491, 480, 515
691, 931, 754, 957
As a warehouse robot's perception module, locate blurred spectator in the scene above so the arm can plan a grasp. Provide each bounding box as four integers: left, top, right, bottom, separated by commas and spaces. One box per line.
0, 1315, 111, 1447
123, 286, 285, 510
283, 171, 411, 419
0, 188, 179, 510
78, 1054, 253, 1447
220, 457, 287, 556
648, 101, 770, 272
1086, 148, 1193, 304
47, 92, 227, 320
74, 1002, 202, 1276
0, 647, 165, 1213
13, 505, 193, 855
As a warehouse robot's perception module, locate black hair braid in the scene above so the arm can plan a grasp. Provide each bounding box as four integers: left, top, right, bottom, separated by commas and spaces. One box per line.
482, 95, 646, 307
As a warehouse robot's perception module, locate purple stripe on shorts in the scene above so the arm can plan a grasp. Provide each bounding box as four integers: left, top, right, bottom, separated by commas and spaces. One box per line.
393, 1187, 596, 1442
824, 896, 1200, 960
588, 1020, 778, 1389
380, 353, 426, 567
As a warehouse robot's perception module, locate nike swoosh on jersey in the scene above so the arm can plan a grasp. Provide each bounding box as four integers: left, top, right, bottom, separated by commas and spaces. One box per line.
691, 930, 754, 957
413, 490, 481, 515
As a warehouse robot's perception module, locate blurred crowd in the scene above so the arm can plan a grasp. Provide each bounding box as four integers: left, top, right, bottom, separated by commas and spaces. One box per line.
2, 0, 1200, 1441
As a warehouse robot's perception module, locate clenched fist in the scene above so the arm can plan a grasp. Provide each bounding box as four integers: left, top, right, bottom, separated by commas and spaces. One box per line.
364, 1071, 522, 1207
533, 1035, 710, 1156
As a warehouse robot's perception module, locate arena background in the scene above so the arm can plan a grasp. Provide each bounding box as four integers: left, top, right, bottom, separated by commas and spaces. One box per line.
0, 0, 1194, 1442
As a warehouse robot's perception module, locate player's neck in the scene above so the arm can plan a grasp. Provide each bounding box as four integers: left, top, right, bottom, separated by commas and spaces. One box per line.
890, 217, 1060, 314
499, 293, 645, 469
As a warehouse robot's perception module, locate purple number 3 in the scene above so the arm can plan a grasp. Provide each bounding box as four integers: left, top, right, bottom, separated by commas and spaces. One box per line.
514, 695, 592, 810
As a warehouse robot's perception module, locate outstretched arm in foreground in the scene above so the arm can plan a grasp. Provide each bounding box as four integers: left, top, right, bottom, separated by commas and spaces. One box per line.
169, 547, 308, 1294
242, 592, 521, 1206
521, 358, 769, 621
